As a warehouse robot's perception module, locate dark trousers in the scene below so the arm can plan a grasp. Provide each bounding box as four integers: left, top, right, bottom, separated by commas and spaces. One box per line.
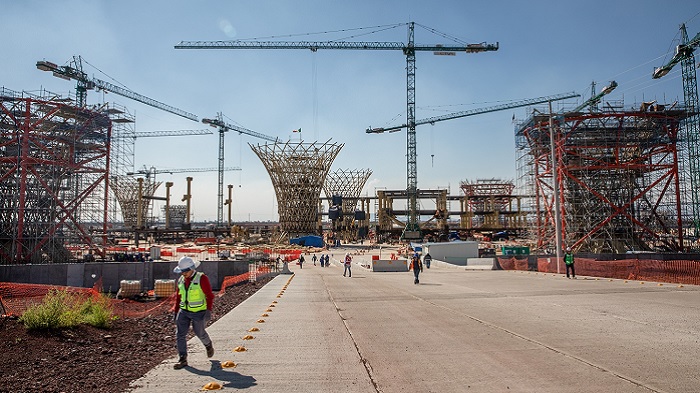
413, 269, 420, 284
176, 309, 212, 357
566, 263, 576, 278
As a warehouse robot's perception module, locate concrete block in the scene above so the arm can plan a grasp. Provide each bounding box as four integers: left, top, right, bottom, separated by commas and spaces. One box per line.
372, 259, 409, 272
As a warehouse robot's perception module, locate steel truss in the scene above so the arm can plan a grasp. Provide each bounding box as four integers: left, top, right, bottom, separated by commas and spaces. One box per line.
111, 176, 161, 229
0, 88, 111, 263
460, 179, 527, 234
250, 140, 343, 238
323, 168, 372, 241
517, 108, 688, 253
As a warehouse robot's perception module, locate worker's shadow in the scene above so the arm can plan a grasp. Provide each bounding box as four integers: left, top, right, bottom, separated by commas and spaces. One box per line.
184, 360, 257, 389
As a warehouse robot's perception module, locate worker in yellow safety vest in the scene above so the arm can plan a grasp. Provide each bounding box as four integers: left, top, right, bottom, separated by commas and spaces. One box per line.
173, 256, 215, 369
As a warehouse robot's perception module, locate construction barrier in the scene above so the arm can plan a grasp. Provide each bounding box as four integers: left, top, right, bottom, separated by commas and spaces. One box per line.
497, 256, 700, 285
372, 259, 409, 272
0, 265, 275, 318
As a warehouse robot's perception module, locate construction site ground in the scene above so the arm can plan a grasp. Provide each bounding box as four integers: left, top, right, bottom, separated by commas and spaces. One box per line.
0, 277, 273, 393
131, 245, 698, 393
3, 244, 700, 392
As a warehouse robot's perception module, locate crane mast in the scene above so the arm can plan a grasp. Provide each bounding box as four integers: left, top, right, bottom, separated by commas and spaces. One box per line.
202, 113, 278, 227
653, 24, 700, 238
177, 22, 498, 239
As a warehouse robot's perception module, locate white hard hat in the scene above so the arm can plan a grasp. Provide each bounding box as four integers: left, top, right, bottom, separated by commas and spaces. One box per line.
174, 256, 200, 273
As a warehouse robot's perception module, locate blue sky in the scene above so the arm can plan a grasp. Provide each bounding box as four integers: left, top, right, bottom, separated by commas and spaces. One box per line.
2, 1, 699, 222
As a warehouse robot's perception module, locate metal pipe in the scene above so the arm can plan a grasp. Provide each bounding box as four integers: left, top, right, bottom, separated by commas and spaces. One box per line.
549, 101, 563, 273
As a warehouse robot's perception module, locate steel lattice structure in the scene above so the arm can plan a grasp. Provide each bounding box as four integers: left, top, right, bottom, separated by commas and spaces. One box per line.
516, 104, 690, 253
0, 88, 111, 263
250, 140, 342, 238
459, 178, 527, 233
323, 168, 372, 241
106, 104, 136, 224
163, 205, 188, 229
111, 176, 161, 229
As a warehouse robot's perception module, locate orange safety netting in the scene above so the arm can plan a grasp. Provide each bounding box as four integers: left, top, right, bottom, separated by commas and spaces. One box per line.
0, 282, 99, 317
497, 256, 700, 285
0, 266, 274, 318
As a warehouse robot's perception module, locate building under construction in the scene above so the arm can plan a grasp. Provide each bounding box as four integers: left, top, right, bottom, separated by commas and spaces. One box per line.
515, 100, 692, 253
459, 178, 528, 236
250, 140, 343, 238
323, 168, 373, 242
0, 88, 112, 263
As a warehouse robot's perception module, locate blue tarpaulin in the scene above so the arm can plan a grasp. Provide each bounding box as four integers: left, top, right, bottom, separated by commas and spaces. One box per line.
290, 235, 325, 248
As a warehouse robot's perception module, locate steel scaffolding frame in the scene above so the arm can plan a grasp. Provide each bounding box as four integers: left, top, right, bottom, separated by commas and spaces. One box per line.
459, 178, 527, 233
516, 104, 689, 253
250, 140, 343, 238
105, 104, 135, 224
0, 88, 111, 263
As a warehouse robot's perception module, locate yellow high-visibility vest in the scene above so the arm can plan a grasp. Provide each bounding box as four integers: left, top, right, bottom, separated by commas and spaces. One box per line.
177, 272, 207, 312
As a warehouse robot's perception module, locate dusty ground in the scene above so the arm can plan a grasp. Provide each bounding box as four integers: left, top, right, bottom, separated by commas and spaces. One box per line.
0, 275, 274, 393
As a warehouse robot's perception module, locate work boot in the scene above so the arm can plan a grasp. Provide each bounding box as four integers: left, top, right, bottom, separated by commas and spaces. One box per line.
206, 344, 215, 358
173, 355, 188, 370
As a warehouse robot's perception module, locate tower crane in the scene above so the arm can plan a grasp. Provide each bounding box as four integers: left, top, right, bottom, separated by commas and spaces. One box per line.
176, 22, 498, 239
367, 92, 580, 134
202, 113, 278, 227
36, 55, 198, 122
653, 24, 700, 238
568, 81, 617, 114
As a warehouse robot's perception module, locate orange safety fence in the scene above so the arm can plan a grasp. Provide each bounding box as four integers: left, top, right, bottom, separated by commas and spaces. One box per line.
497, 256, 700, 285
0, 282, 99, 317
0, 266, 275, 319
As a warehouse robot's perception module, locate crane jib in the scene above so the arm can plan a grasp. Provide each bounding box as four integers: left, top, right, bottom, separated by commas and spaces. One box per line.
175, 41, 498, 53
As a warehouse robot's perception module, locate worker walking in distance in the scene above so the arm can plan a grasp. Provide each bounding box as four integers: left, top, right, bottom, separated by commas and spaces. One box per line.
343, 253, 352, 277
173, 256, 215, 370
565, 247, 576, 279
410, 252, 423, 284
423, 253, 432, 269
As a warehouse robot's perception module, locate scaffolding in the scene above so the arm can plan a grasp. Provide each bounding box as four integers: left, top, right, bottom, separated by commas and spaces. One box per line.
0, 88, 111, 263
105, 104, 136, 224
163, 205, 188, 229
250, 140, 343, 238
459, 178, 527, 234
515, 101, 691, 253
323, 168, 372, 242
376, 189, 449, 235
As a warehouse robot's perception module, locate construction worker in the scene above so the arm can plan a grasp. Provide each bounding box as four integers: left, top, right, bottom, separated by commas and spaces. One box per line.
173, 256, 215, 369
343, 253, 352, 277
423, 253, 432, 269
565, 247, 576, 279
410, 252, 423, 284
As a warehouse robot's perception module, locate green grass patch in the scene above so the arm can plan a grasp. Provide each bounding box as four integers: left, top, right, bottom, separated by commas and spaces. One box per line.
19, 289, 117, 330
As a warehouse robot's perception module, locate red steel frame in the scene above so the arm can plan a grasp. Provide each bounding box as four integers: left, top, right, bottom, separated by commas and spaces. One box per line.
0, 94, 110, 263
521, 111, 684, 252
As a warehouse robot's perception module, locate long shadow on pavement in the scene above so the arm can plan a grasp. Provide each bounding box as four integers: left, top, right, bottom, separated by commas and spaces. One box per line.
181, 360, 257, 389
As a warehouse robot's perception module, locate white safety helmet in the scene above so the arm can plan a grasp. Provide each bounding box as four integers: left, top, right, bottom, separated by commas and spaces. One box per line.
174, 256, 201, 273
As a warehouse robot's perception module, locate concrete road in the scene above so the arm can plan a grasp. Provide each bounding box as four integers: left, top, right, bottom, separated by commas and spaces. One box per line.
130, 248, 700, 393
